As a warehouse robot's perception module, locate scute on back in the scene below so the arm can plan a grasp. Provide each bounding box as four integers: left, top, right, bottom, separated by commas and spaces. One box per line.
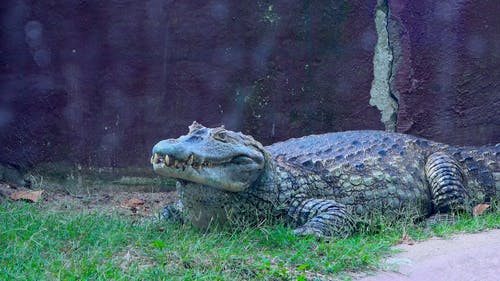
266, 130, 440, 171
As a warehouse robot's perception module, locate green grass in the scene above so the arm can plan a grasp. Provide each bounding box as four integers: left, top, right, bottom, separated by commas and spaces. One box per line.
1, 202, 499, 281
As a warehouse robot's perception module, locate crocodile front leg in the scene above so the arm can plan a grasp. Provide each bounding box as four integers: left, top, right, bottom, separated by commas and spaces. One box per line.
287, 197, 354, 238
161, 200, 184, 223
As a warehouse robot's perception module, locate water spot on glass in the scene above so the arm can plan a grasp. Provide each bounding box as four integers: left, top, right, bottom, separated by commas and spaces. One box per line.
360, 29, 376, 51
210, 1, 229, 21
33, 49, 51, 67
466, 35, 487, 58
25, 21, 43, 43
0, 108, 13, 128
434, 2, 461, 22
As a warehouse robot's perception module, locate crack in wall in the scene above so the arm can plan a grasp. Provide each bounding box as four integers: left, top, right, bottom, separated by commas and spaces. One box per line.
369, 0, 398, 131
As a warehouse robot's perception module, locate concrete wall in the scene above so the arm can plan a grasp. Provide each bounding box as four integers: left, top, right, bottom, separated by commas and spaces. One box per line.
1, 0, 498, 169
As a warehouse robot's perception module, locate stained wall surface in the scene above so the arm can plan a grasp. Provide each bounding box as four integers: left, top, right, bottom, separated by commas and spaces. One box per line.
0, 0, 498, 168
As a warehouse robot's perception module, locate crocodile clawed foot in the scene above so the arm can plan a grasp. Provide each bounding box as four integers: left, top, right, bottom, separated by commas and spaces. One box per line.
293, 226, 333, 242
160, 204, 183, 223
425, 213, 458, 229
294, 226, 322, 237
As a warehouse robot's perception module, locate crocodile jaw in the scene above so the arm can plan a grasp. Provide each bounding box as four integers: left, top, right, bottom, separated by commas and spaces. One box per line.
152, 153, 263, 192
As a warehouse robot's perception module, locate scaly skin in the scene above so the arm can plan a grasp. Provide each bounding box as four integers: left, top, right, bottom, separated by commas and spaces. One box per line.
152, 122, 499, 237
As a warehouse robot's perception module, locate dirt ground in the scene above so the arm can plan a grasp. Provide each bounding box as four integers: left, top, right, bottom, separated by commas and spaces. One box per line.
0, 182, 178, 217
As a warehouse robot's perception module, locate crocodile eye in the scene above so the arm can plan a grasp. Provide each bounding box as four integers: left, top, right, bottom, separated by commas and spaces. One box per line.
213, 130, 228, 142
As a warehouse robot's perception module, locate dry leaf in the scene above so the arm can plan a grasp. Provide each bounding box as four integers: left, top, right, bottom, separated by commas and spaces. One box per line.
400, 233, 415, 245
121, 198, 145, 209
473, 203, 490, 216
397, 228, 415, 245
10, 190, 44, 203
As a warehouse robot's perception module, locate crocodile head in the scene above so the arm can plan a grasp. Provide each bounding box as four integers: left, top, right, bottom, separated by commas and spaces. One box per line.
151, 121, 267, 192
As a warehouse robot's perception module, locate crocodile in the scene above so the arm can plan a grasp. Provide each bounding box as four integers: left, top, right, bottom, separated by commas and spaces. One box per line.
151, 121, 499, 237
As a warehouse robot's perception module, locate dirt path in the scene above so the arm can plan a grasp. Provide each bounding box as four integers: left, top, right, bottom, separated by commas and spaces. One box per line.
357, 229, 500, 281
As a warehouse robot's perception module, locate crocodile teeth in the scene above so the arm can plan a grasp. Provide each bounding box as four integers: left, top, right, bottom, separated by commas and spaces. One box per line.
151, 153, 159, 164
157, 154, 220, 169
